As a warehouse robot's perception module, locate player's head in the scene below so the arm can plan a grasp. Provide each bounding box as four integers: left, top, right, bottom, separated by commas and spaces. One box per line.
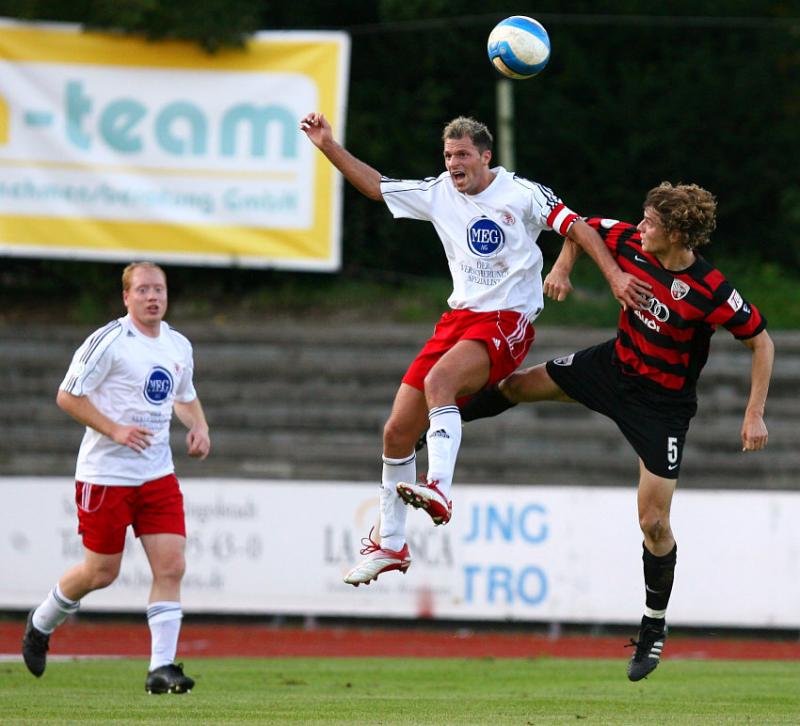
442, 117, 493, 153
122, 261, 166, 292
644, 182, 717, 249
442, 117, 494, 195
122, 262, 168, 330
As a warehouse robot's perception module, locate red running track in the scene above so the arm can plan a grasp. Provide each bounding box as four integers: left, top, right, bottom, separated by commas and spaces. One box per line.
2, 619, 799, 660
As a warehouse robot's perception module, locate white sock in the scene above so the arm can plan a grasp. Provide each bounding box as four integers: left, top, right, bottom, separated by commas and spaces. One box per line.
32, 584, 80, 634
380, 452, 415, 551
147, 601, 183, 671
425, 405, 462, 499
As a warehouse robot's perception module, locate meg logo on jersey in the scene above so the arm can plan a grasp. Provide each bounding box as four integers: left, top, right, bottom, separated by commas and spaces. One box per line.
143, 366, 174, 404
467, 216, 505, 257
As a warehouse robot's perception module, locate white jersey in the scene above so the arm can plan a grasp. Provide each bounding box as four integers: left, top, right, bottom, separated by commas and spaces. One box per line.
59, 314, 197, 486
381, 166, 579, 321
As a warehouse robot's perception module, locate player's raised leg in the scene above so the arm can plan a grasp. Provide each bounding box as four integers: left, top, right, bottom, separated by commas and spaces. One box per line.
397, 339, 490, 525
344, 384, 427, 585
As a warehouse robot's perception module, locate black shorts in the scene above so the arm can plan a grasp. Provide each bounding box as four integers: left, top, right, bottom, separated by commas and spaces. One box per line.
545, 340, 697, 479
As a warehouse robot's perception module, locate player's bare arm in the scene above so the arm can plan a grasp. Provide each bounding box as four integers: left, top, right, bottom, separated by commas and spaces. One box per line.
566, 219, 650, 309
56, 389, 153, 453
174, 398, 211, 460
543, 237, 580, 301
739, 329, 774, 452
299, 111, 383, 201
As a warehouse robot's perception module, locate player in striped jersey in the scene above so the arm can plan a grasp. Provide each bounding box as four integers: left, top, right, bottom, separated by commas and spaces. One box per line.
301, 112, 650, 586
460, 182, 774, 680
22, 262, 211, 694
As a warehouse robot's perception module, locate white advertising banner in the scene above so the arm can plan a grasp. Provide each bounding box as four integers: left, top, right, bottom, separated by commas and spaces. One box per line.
1, 478, 798, 628
0, 19, 349, 269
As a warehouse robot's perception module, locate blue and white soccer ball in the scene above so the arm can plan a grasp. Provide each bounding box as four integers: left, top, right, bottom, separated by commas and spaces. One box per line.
487, 16, 551, 79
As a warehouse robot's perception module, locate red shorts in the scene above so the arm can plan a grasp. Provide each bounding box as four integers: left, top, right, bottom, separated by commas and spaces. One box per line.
75, 473, 186, 555
402, 309, 535, 403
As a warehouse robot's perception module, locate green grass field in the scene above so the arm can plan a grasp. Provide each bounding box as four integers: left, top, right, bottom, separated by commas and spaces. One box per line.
2, 657, 799, 725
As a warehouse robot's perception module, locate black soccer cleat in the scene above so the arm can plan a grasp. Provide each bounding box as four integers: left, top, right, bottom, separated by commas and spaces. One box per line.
22, 609, 50, 677
145, 662, 195, 694
626, 616, 667, 681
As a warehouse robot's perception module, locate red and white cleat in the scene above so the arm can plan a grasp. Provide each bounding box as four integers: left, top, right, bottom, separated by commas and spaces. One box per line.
343, 528, 411, 586
396, 478, 452, 525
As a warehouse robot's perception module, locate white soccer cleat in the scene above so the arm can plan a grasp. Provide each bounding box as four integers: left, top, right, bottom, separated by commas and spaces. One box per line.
396, 478, 452, 525
343, 528, 411, 586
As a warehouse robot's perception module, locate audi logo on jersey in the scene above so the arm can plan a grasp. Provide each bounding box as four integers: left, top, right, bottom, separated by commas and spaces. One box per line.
144, 366, 174, 404
643, 295, 670, 322
467, 216, 505, 257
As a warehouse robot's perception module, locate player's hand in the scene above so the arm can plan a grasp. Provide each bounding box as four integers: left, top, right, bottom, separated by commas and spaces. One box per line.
112, 424, 154, 453
611, 270, 651, 310
543, 267, 573, 301
186, 427, 211, 460
741, 411, 768, 452
299, 111, 332, 148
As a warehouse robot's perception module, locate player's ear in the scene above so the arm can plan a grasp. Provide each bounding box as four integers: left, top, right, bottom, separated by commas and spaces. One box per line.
669, 228, 685, 247
482, 149, 492, 165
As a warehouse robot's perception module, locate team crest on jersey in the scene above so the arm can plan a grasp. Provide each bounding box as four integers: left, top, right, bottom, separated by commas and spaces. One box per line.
727, 289, 743, 313
467, 216, 505, 257
501, 212, 515, 226
670, 279, 690, 301
552, 354, 575, 366
144, 366, 174, 404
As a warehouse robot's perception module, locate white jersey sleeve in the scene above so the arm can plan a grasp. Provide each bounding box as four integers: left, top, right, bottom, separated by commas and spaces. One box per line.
60, 320, 124, 397
380, 175, 448, 221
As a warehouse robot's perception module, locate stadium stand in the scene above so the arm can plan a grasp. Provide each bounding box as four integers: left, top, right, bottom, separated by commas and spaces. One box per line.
1, 322, 798, 490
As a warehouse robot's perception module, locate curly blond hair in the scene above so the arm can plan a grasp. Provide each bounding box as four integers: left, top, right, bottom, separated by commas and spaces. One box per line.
644, 182, 717, 249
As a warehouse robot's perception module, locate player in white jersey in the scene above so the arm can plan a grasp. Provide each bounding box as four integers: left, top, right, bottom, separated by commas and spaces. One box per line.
22, 262, 211, 695
300, 112, 649, 586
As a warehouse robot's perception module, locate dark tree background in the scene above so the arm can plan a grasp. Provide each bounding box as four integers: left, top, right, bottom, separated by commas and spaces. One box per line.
1, 0, 798, 314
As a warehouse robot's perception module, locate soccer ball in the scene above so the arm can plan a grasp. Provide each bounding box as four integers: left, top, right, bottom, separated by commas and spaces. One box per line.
487, 16, 551, 79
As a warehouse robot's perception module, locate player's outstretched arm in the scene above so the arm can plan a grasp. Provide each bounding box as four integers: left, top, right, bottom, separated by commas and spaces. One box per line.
566, 219, 650, 309
299, 111, 383, 201
739, 329, 774, 452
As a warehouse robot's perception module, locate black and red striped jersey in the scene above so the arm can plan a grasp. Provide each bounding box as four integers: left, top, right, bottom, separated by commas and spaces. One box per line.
586, 217, 767, 396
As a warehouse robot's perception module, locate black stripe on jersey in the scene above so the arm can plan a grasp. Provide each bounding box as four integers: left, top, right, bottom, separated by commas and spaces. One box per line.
80, 320, 121, 364
617, 328, 690, 379
514, 176, 560, 211
63, 321, 122, 393
380, 176, 448, 196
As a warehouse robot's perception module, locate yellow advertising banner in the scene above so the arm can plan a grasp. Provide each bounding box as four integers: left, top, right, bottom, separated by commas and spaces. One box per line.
0, 19, 349, 269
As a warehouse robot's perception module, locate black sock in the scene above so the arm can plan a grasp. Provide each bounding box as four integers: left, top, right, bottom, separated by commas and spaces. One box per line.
460, 383, 517, 422
643, 543, 677, 612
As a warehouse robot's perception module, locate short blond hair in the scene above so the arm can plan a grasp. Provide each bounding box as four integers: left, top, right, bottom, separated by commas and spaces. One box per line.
644, 182, 717, 249
442, 116, 493, 153
122, 262, 166, 291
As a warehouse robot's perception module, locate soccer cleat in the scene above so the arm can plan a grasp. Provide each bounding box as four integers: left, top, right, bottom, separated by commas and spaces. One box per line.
396, 478, 452, 525
626, 616, 667, 681
22, 609, 50, 677
145, 662, 195, 694
343, 528, 411, 586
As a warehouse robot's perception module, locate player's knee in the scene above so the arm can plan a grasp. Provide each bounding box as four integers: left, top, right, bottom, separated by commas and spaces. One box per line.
422, 369, 452, 401
501, 370, 528, 402
383, 418, 414, 454
153, 554, 186, 584
87, 562, 121, 590
639, 512, 670, 543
